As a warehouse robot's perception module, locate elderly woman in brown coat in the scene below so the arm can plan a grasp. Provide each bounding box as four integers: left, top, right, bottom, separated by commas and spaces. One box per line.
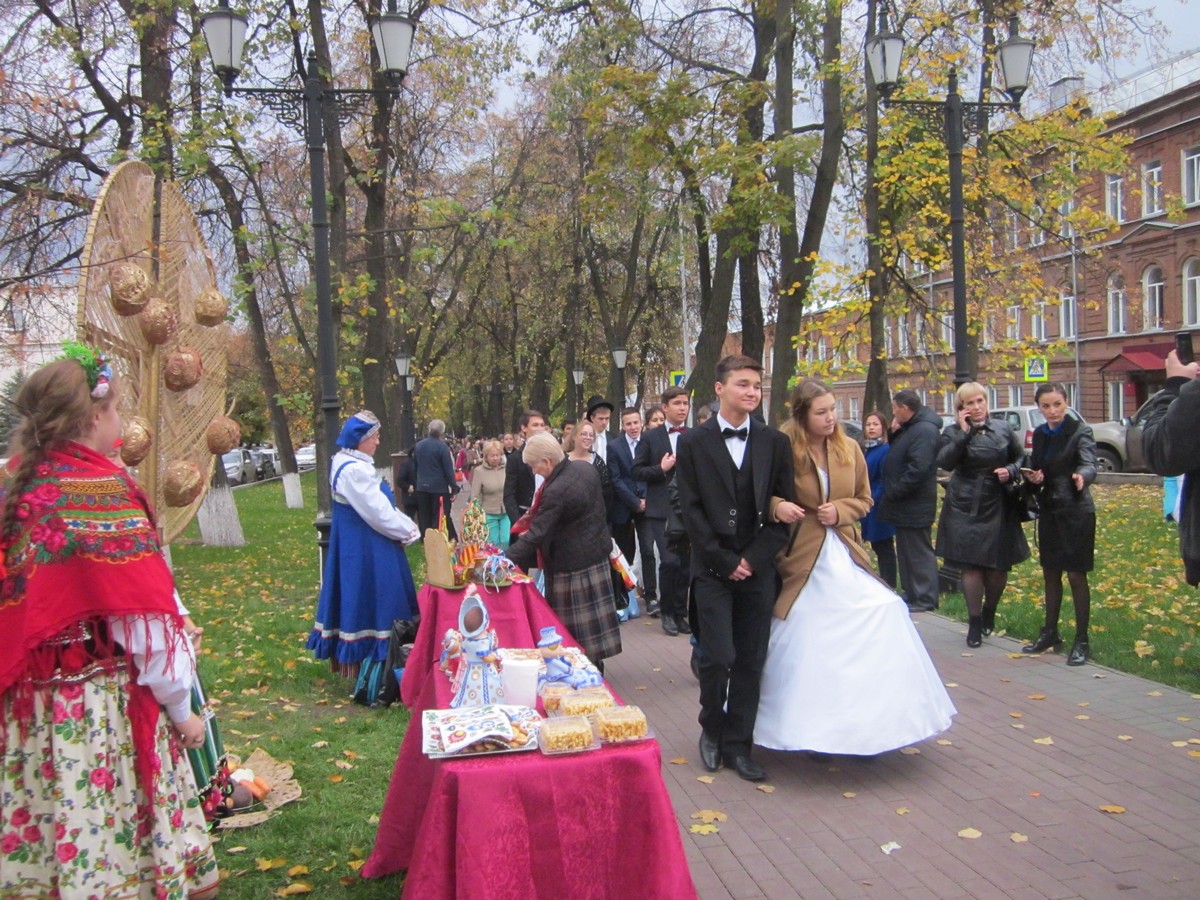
507, 432, 622, 669
755, 378, 955, 756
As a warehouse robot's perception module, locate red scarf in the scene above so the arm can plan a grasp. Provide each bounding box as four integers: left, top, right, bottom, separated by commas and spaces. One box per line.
1, 442, 182, 793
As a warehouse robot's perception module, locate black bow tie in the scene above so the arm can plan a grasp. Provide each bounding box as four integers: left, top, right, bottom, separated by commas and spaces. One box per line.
722, 426, 748, 440
669, 426, 686, 434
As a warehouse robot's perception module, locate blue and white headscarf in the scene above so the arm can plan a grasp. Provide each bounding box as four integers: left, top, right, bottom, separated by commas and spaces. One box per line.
336, 410, 381, 449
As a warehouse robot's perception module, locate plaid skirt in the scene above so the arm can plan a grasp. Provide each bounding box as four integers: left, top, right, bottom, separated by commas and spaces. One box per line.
545, 559, 622, 663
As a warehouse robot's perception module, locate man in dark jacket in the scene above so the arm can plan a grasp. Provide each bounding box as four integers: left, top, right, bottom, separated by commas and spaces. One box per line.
1143, 349, 1200, 586
878, 390, 943, 612
503, 410, 548, 526
413, 419, 460, 540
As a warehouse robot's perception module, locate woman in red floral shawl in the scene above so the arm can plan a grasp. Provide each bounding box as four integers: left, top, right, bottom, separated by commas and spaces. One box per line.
0, 351, 219, 898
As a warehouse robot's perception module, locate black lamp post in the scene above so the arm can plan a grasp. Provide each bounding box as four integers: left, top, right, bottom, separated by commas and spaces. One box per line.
611, 346, 627, 407
571, 364, 585, 416
394, 349, 414, 451
866, 12, 1033, 387
200, 0, 415, 560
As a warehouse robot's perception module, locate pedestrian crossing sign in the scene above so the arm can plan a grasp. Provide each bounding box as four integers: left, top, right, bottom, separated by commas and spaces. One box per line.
1023, 356, 1049, 382
671, 370, 686, 386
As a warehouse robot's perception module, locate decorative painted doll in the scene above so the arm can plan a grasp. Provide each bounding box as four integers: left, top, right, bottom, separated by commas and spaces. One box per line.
439, 587, 504, 707
536, 626, 603, 690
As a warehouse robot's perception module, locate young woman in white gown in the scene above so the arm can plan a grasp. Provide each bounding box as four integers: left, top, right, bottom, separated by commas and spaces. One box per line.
756, 378, 956, 756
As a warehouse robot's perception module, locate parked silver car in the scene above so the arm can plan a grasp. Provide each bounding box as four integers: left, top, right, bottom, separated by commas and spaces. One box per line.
222, 448, 256, 485
987, 405, 1086, 467
295, 444, 317, 470
1088, 394, 1163, 473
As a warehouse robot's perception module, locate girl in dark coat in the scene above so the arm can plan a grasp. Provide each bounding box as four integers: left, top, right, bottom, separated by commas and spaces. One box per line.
1021, 383, 1098, 665
936, 382, 1029, 648
860, 411, 898, 589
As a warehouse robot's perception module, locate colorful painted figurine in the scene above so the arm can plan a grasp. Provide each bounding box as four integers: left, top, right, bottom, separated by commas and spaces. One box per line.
439, 587, 504, 707
536, 626, 603, 690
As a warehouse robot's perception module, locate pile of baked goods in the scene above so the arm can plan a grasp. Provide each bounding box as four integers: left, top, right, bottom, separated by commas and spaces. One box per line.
539, 716, 597, 753
594, 706, 649, 742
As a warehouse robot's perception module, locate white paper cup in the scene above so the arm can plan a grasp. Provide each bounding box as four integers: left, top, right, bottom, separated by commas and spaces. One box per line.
501, 658, 540, 708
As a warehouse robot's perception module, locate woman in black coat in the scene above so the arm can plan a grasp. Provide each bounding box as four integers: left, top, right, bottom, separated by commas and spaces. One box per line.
508, 432, 622, 667
1020, 383, 1097, 665
936, 382, 1029, 648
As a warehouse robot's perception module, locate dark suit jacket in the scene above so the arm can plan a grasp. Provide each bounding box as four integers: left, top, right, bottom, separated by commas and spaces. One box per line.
632, 425, 680, 520
675, 417, 794, 579
413, 436, 457, 495
606, 435, 644, 525
503, 447, 536, 525
507, 460, 612, 574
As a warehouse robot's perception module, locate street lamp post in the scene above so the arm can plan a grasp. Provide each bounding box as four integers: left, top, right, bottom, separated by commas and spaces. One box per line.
866, 12, 1033, 386
611, 346, 627, 407
395, 349, 414, 451
571, 364, 585, 416
200, 1, 415, 562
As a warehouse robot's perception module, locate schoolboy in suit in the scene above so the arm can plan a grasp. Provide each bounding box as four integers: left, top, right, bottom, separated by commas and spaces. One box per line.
633, 386, 692, 634
676, 355, 800, 782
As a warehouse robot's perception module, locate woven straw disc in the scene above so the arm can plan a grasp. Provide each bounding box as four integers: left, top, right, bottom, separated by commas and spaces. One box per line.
76, 160, 229, 544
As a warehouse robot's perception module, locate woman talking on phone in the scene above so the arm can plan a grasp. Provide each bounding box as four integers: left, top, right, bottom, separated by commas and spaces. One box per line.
1020, 383, 1098, 665
936, 382, 1029, 648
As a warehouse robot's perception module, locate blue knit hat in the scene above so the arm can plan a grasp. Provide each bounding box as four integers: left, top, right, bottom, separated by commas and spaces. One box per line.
336, 410, 381, 448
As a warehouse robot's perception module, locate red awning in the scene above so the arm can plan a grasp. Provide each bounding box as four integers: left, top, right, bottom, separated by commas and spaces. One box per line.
1098, 350, 1167, 374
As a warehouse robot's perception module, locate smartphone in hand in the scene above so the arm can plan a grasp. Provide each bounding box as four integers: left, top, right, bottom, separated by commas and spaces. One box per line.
1177, 331, 1195, 365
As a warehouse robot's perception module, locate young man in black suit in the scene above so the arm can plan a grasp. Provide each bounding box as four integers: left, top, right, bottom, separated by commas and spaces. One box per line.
503, 410, 548, 526
676, 355, 800, 782
607, 407, 645, 571
633, 386, 692, 634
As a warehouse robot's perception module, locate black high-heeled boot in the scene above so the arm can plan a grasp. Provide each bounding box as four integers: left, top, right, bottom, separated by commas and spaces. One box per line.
981, 604, 997, 637
966, 615, 983, 648
1066, 639, 1090, 666
1022, 627, 1063, 654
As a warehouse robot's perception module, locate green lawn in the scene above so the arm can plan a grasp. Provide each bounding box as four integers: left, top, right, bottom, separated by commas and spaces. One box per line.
171, 474, 1199, 896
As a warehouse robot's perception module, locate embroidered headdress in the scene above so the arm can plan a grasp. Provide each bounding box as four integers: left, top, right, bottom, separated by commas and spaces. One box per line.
336, 410, 381, 449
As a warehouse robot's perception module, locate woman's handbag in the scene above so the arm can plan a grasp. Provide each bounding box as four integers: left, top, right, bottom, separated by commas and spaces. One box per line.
1005, 477, 1041, 523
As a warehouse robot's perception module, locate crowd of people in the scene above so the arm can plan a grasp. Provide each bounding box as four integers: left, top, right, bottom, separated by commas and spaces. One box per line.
9, 337, 1200, 893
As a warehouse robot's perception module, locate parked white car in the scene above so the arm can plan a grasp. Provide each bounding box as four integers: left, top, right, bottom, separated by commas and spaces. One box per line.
295, 444, 317, 470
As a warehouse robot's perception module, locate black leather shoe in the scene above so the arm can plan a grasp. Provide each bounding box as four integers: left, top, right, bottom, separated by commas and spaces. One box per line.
699, 732, 721, 772
1022, 627, 1063, 654
661, 616, 679, 636
725, 754, 767, 782
966, 615, 983, 648
981, 605, 997, 637
676, 615, 692, 635
645, 600, 661, 618
1066, 639, 1089, 666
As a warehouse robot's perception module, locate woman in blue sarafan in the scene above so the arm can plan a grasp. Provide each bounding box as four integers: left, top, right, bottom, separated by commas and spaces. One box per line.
308, 411, 420, 678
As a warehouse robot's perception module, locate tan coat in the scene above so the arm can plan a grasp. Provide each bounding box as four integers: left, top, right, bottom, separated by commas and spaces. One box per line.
773, 440, 877, 620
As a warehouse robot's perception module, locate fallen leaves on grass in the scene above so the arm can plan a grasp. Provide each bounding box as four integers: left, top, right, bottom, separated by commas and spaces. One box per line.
287, 865, 309, 877
274, 884, 312, 896
256, 858, 287, 871
1134, 642, 1155, 658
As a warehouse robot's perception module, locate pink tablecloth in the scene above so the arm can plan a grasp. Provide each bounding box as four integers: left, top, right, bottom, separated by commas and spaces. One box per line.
364, 583, 696, 900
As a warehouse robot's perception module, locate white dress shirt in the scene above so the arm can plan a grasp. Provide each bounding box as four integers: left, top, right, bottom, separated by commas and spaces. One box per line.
715, 413, 750, 469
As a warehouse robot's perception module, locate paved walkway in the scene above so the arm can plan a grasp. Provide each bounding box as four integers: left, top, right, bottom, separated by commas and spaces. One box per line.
603, 610, 1200, 899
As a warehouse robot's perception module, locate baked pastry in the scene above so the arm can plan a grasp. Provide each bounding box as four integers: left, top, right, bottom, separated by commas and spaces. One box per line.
540, 716, 595, 752
559, 688, 615, 718
595, 706, 648, 742
540, 683, 572, 713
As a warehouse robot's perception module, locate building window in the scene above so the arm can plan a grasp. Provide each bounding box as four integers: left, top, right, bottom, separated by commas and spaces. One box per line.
915, 315, 928, 353
1060, 289, 1076, 338
897, 313, 910, 356
1059, 196, 1075, 239
1142, 265, 1165, 331
848, 397, 860, 421
1107, 381, 1126, 420
1107, 273, 1127, 334
1005, 209, 1021, 251
1185, 148, 1200, 206
987, 385, 999, 408
1105, 174, 1124, 223
943, 390, 954, 414
884, 315, 894, 356
1006, 304, 1021, 341
816, 337, 828, 361
1185, 258, 1200, 326
940, 312, 955, 350
1063, 382, 1078, 408
1028, 202, 1046, 247
1030, 303, 1046, 342
1008, 385, 1023, 406
1142, 160, 1164, 216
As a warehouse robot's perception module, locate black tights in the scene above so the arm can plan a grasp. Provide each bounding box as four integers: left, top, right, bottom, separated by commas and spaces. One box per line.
959, 566, 1008, 618
1042, 569, 1090, 640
